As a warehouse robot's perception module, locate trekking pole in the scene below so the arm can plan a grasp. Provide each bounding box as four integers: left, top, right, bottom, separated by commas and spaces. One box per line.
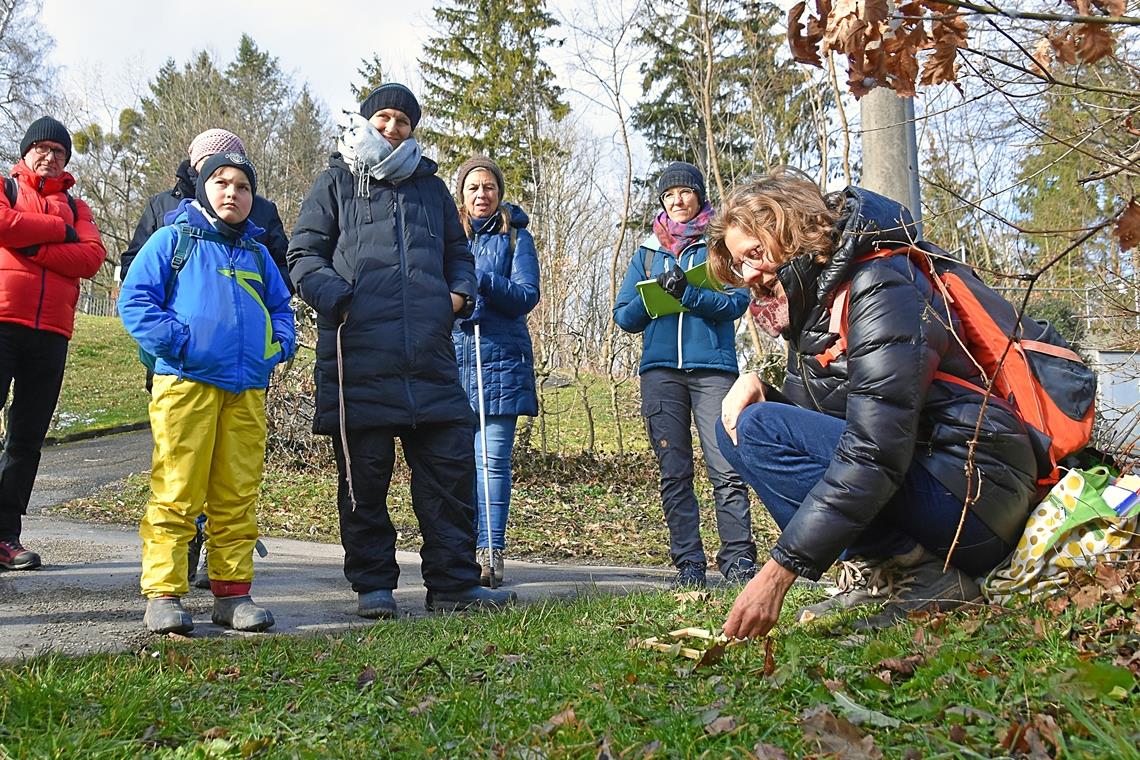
472, 322, 498, 588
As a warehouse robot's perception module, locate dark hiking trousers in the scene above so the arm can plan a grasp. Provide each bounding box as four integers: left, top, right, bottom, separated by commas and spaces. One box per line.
0, 323, 68, 540
640, 368, 756, 574
333, 421, 482, 594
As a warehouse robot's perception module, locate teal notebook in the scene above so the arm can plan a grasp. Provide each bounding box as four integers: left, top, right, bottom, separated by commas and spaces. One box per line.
636, 262, 719, 318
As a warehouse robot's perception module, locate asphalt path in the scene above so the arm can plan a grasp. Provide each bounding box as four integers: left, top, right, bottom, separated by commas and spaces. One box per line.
1, 430, 672, 660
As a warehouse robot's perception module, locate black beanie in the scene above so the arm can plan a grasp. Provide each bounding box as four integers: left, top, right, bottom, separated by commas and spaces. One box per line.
656, 161, 706, 206
359, 83, 421, 130
455, 155, 505, 200
20, 116, 72, 165
196, 152, 258, 237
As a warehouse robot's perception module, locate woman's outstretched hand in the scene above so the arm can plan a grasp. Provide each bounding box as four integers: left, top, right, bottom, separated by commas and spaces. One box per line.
720, 372, 766, 445
723, 558, 798, 640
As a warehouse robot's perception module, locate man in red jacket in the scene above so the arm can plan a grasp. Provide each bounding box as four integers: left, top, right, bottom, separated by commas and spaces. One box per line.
0, 116, 106, 570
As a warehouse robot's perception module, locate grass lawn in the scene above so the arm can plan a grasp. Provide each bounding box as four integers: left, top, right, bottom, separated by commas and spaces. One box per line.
49, 314, 150, 438
1, 578, 1136, 757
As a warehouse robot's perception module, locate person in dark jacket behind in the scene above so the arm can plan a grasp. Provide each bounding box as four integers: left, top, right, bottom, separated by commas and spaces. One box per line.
613, 162, 755, 589
289, 83, 516, 618
709, 168, 1037, 639
451, 155, 540, 588
0, 116, 106, 571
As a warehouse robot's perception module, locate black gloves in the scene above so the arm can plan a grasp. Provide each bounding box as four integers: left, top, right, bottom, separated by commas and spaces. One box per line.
656, 264, 687, 300
63, 225, 79, 243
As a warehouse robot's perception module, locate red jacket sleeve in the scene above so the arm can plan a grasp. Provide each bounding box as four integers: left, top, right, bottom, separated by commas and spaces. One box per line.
26, 197, 106, 279
0, 194, 68, 248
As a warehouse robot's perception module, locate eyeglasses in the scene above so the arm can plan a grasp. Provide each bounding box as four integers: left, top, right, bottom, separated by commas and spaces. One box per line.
728, 247, 771, 280
661, 188, 696, 204
30, 143, 67, 160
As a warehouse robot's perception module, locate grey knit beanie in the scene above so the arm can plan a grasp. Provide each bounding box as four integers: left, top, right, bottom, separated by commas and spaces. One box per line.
455, 155, 505, 200
359, 83, 421, 130
656, 161, 706, 206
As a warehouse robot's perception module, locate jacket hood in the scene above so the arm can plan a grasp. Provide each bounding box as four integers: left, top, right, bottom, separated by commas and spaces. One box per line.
815, 186, 920, 301
505, 202, 529, 229
168, 198, 267, 241
327, 151, 439, 181
173, 159, 196, 199
11, 161, 76, 194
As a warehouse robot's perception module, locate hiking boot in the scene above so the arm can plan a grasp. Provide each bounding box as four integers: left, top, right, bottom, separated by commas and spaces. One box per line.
477, 547, 505, 588
425, 585, 517, 612
0, 539, 41, 571
670, 560, 707, 589
212, 595, 275, 632
358, 589, 398, 619
144, 596, 194, 634
852, 549, 982, 631
722, 557, 758, 584
192, 550, 210, 590
795, 553, 912, 624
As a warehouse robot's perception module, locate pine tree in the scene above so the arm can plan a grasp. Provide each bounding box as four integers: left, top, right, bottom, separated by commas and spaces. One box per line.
631, 0, 822, 202
418, 0, 568, 204
354, 54, 385, 102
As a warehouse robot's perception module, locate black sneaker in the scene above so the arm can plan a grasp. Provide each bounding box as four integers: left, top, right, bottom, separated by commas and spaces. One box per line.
722, 557, 758, 584
670, 560, 707, 589
425, 586, 517, 612
0, 538, 41, 570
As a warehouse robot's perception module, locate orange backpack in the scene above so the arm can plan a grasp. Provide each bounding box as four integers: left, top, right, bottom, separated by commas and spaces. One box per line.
816, 244, 1097, 486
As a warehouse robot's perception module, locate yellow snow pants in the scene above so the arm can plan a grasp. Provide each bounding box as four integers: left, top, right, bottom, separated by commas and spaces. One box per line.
139, 375, 266, 597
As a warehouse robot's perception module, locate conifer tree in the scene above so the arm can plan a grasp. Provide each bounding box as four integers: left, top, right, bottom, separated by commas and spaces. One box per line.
418, 0, 568, 204
631, 0, 822, 201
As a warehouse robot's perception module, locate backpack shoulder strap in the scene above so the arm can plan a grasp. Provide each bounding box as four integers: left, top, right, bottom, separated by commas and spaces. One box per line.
4, 177, 16, 207
65, 192, 78, 221
162, 224, 199, 306
642, 247, 653, 278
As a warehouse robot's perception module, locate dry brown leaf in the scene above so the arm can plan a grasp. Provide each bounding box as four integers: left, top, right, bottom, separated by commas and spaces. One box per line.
705, 715, 737, 736
202, 726, 228, 740
800, 705, 883, 759
825, 0, 869, 55
752, 742, 790, 760
540, 707, 578, 735
877, 654, 925, 677
1113, 200, 1140, 250
1071, 582, 1104, 610
1075, 23, 1115, 63
1065, 0, 1091, 14
1093, 0, 1125, 15
1031, 37, 1054, 77
823, 678, 845, 692
697, 644, 726, 669
763, 636, 777, 676
788, 2, 824, 67
1050, 29, 1079, 65
409, 696, 437, 716
357, 665, 377, 689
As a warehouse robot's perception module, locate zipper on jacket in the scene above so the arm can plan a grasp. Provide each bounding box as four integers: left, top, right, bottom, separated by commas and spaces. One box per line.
229, 247, 245, 385
798, 352, 825, 413
34, 269, 46, 329
394, 191, 417, 426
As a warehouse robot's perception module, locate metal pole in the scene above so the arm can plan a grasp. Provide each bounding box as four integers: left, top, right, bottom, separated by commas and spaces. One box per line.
860, 87, 923, 239
473, 322, 498, 588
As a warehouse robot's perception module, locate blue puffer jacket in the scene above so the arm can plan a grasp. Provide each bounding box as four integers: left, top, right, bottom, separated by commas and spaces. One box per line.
453, 203, 540, 417
289, 153, 476, 433
613, 234, 749, 374
118, 201, 295, 394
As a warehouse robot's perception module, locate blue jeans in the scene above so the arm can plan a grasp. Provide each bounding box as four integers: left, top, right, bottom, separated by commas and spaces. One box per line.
474, 415, 517, 550
641, 369, 755, 573
716, 401, 1012, 577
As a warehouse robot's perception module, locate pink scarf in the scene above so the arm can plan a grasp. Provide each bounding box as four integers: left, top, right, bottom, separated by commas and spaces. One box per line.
750, 293, 790, 337
653, 202, 715, 256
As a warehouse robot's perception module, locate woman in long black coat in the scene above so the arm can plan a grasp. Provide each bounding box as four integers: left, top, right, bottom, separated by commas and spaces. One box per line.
289, 83, 516, 617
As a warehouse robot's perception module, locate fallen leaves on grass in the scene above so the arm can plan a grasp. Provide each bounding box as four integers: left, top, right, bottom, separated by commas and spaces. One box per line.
357, 665, 377, 689
799, 705, 883, 759
538, 707, 578, 736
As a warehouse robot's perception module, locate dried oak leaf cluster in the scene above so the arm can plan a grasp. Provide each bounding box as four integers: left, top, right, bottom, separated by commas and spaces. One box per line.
787, 0, 1125, 98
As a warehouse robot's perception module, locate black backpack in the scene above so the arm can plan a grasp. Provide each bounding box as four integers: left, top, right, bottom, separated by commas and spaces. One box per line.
4, 176, 78, 220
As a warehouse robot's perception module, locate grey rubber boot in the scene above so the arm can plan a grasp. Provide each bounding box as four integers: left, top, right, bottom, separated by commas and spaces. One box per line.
212, 595, 274, 632
358, 589, 397, 619
144, 597, 194, 634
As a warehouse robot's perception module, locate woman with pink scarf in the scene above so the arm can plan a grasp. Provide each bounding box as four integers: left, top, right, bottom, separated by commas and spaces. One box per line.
613, 162, 756, 589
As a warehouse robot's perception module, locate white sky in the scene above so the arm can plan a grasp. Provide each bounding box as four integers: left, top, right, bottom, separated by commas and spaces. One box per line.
43, 0, 443, 120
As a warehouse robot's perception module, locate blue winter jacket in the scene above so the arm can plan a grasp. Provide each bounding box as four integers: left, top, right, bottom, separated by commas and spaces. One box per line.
613, 234, 748, 374
452, 203, 540, 417
118, 201, 296, 394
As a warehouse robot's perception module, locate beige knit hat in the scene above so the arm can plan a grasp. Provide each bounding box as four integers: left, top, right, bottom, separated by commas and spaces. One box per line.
187, 129, 246, 169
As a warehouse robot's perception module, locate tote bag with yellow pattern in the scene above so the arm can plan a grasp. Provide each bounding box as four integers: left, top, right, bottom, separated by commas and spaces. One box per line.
984, 467, 1139, 604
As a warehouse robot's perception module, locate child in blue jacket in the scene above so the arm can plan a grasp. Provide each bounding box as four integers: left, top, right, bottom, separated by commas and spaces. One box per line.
118, 153, 295, 635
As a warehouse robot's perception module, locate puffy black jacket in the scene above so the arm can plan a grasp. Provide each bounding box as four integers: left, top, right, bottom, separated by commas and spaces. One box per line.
770, 186, 1037, 580
288, 153, 476, 434
120, 160, 292, 293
